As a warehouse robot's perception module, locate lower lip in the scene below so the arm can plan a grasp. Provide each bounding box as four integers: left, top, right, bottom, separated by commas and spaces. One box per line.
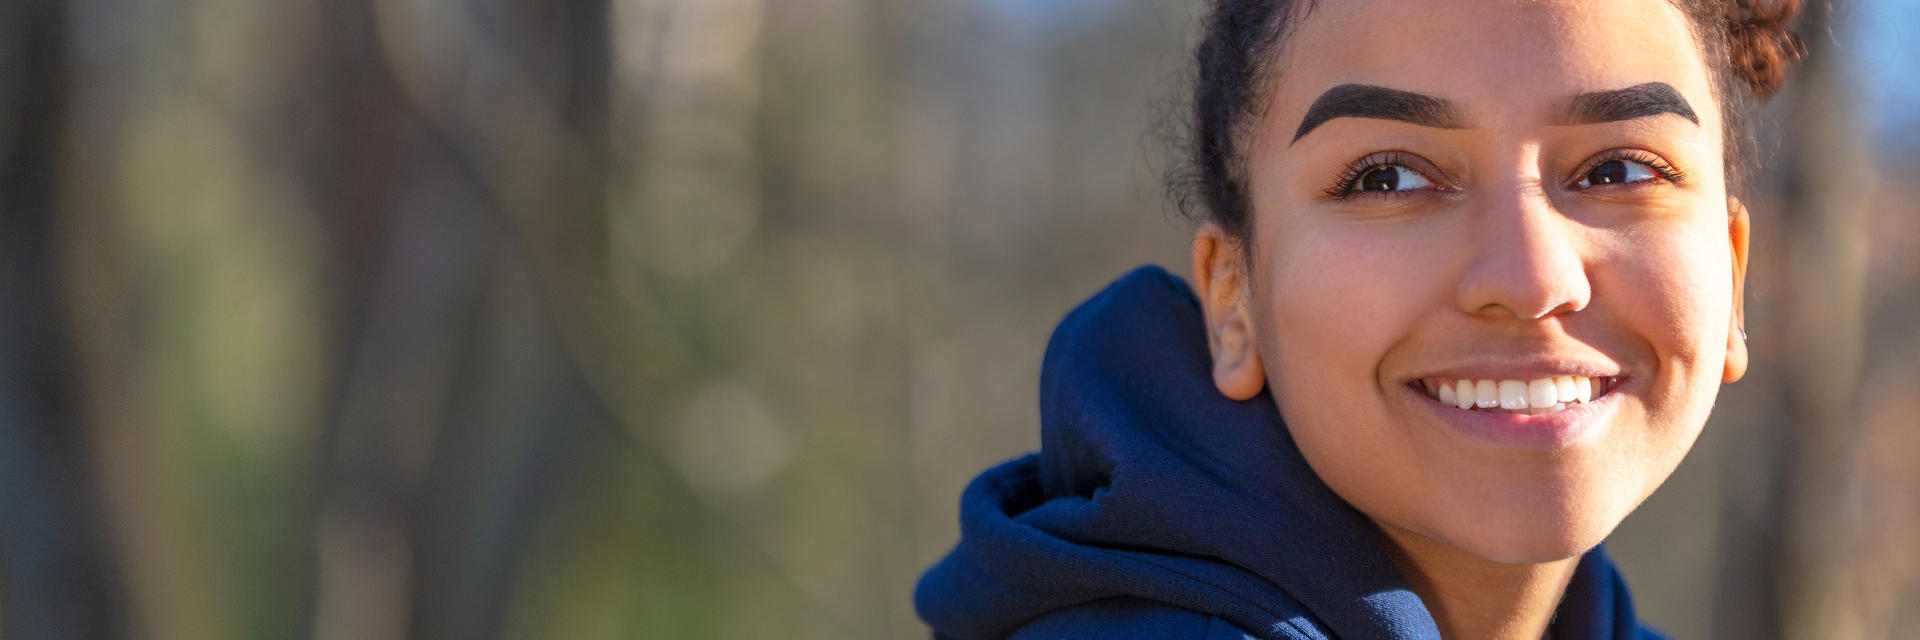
1407, 381, 1623, 449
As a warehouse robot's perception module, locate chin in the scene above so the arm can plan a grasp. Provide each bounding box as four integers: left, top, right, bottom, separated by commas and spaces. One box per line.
1444, 515, 1611, 565
1428, 474, 1638, 565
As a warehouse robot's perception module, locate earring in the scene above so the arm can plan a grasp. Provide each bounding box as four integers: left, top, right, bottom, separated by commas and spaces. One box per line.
1738, 327, 1747, 342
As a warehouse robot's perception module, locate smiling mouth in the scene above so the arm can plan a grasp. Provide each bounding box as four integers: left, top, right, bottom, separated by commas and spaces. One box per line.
1412, 376, 1619, 415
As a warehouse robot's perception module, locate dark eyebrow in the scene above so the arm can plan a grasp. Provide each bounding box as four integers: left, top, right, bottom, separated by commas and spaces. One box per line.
1563, 82, 1698, 125
1291, 84, 1465, 145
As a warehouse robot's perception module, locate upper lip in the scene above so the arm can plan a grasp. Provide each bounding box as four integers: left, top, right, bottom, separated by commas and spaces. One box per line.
1403, 355, 1624, 383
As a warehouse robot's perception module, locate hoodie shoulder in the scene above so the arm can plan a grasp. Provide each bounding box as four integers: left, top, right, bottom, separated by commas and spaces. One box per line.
920, 266, 1662, 640
1007, 597, 1272, 640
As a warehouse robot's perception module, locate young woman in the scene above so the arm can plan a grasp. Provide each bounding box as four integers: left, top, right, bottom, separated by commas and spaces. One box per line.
917, 0, 1802, 638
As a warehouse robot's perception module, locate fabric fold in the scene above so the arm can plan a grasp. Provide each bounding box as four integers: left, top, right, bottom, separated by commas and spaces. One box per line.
915, 265, 1660, 639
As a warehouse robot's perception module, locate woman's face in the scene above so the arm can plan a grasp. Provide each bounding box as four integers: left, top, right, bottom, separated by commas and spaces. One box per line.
1226, 0, 1749, 563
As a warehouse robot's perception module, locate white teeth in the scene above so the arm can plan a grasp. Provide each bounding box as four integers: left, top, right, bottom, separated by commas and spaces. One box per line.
1474, 380, 1500, 408
1499, 380, 1529, 409
1554, 376, 1577, 404
1424, 375, 1609, 413
1527, 378, 1557, 408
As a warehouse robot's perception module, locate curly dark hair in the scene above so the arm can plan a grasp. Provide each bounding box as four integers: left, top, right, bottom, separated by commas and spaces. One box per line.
1169, 0, 1806, 243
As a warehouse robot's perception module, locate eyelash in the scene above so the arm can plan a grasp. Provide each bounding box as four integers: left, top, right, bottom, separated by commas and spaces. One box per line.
1322, 151, 1435, 201
1569, 148, 1688, 188
1321, 148, 1688, 201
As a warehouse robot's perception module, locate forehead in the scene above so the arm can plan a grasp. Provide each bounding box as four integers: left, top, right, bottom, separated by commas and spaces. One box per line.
1269, 0, 1718, 129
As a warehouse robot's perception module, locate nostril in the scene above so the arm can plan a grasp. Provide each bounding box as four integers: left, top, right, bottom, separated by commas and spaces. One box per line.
1453, 217, 1593, 321
1532, 299, 1585, 319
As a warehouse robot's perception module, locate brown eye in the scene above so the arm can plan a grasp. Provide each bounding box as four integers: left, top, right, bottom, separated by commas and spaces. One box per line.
1360, 166, 1398, 191
1576, 158, 1657, 189
1326, 151, 1451, 201
1590, 160, 1627, 184
1357, 165, 1431, 193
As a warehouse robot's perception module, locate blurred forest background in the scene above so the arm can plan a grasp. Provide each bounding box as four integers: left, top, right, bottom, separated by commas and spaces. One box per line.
0, 0, 1915, 638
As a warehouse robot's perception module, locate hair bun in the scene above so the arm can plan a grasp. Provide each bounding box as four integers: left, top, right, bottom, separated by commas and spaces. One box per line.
1725, 0, 1806, 100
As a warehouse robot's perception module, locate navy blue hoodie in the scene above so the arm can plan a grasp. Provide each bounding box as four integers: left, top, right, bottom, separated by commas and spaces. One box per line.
914, 266, 1665, 639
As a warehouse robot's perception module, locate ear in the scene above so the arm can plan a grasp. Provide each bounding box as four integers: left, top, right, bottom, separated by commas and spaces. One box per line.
1723, 196, 1750, 383
1193, 223, 1267, 401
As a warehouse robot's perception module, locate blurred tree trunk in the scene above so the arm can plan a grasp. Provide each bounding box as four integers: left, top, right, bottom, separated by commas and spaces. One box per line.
1772, 1, 1874, 637
1714, 2, 1874, 638
300, 0, 615, 639
0, 0, 128, 638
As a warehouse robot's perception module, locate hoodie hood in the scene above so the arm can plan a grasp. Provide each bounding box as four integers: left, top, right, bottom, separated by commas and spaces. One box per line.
914, 266, 1654, 639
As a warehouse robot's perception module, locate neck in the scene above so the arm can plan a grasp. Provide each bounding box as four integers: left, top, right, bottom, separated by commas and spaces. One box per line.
1372, 521, 1580, 640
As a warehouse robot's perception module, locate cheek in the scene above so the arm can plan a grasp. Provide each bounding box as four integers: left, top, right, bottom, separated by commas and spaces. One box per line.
1252, 220, 1453, 541
1257, 223, 1438, 411
1597, 219, 1734, 390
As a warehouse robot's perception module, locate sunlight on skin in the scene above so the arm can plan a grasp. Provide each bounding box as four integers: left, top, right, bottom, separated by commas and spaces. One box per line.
1193, 1, 1751, 638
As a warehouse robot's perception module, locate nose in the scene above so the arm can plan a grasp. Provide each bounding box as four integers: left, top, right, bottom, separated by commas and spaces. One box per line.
1454, 182, 1591, 320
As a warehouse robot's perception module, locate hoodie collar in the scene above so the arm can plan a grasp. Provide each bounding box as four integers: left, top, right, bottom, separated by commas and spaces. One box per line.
917, 265, 1650, 639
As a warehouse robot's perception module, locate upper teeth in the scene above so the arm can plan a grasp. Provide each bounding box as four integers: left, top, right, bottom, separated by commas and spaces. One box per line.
1424, 376, 1606, 412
